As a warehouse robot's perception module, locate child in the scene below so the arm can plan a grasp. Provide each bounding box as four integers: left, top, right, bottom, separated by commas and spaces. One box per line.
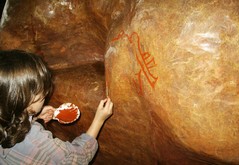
0, 50, 113, 164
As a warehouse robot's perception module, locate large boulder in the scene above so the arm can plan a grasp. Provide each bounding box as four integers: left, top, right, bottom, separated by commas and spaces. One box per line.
105, 0, 239, 164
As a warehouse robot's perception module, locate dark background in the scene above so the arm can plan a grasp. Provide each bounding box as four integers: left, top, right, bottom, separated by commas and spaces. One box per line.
0, 0, 6, 19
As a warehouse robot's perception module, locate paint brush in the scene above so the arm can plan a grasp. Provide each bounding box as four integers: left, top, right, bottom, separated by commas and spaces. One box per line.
106, 81, 109, 97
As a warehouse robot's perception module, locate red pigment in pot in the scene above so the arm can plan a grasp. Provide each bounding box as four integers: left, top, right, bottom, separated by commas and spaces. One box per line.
54, 103, 80, 124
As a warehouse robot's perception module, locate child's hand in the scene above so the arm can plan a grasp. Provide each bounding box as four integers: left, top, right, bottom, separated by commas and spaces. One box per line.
94, 98, 113, 123
37, 105, 55, 123
86, 98, 113, 138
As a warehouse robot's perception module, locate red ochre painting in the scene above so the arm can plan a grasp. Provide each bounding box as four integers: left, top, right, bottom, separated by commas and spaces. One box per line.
111, 31, 158, 95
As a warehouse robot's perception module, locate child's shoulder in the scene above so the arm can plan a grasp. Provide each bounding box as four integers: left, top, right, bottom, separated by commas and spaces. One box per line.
29, 122, 54, 141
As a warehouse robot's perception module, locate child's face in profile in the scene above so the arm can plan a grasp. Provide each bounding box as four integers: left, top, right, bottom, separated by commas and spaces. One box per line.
26, 94, 45, 116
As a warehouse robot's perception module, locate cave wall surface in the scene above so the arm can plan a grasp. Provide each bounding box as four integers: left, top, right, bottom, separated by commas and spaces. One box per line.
0, 0, 239, 164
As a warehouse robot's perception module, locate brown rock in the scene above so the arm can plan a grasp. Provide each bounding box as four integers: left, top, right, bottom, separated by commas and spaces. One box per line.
105, 0, 239, 164
0, 0, 106, 69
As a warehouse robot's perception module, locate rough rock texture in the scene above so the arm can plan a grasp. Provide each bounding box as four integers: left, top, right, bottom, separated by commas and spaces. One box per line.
0, 0, 106, 69
0, 0, 239, 164
105, 0, 239, 164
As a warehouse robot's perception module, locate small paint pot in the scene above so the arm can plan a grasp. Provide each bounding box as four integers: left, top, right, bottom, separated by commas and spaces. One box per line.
53, 103, 80, 124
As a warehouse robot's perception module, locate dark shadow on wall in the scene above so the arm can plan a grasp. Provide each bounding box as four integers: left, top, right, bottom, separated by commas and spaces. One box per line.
0, 0, 6, 19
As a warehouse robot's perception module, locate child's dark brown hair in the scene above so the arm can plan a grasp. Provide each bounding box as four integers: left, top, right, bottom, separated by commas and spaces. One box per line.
0, 50, 53, 148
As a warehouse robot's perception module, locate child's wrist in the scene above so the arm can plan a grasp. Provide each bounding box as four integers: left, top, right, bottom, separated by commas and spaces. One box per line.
93, 117, 104, 126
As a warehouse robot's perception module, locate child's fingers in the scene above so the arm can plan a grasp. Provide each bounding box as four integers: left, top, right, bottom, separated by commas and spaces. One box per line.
98, 98, 107, 108
108, 102, 113, 114
49, 108, 55, 114
46, 106, 56, 112
109, 102, 113, 111
104, 100, 113, 117
104, 98, 112, 108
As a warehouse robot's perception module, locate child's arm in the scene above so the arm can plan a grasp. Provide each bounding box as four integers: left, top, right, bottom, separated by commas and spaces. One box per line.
86, 98, 113, 138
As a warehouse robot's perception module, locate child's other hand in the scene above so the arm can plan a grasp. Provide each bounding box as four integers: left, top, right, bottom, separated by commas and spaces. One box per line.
95, 98, 113, 123
37, 105, 55, 123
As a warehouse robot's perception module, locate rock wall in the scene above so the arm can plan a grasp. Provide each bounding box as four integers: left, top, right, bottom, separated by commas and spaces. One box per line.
0, 0, 239, 164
